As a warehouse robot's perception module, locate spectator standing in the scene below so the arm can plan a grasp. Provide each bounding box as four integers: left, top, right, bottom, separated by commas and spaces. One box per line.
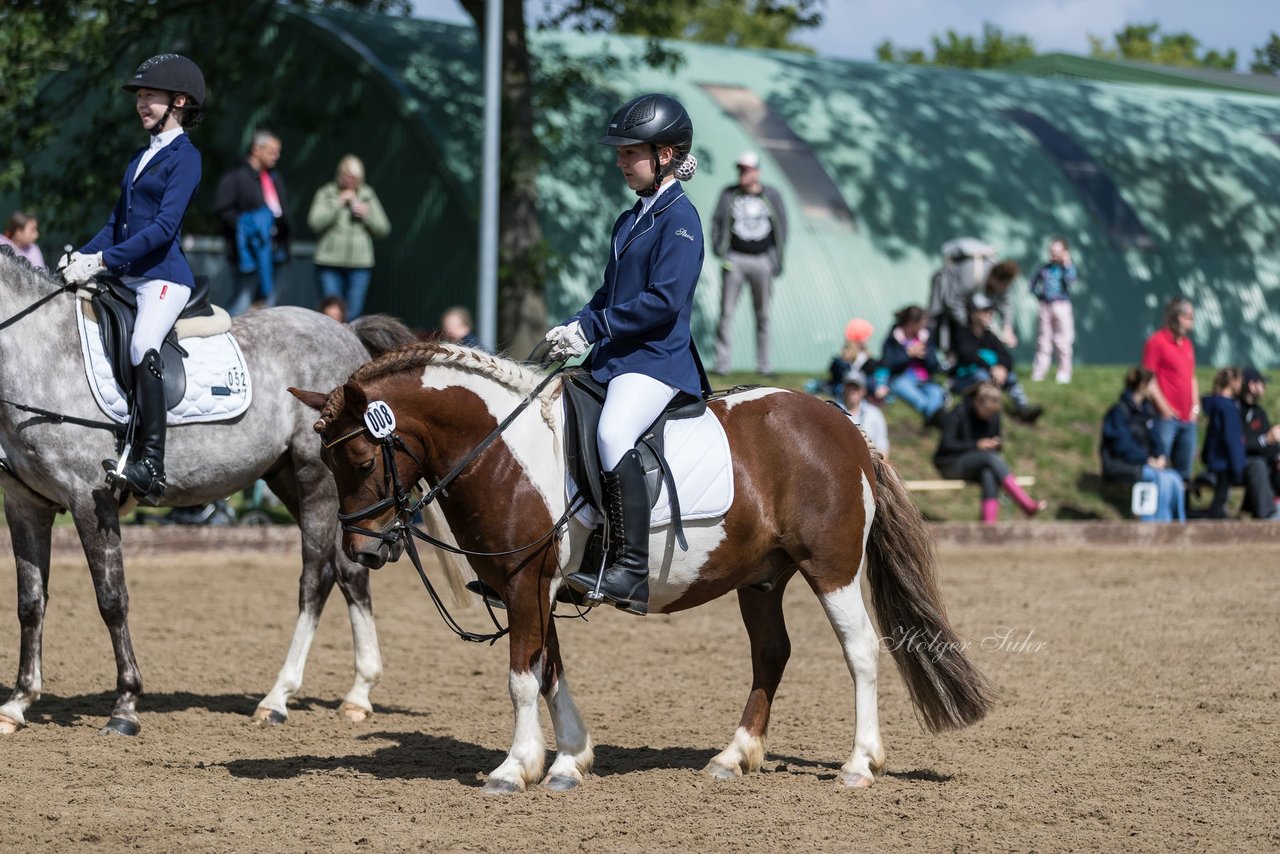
1100, 367, 1185, 523
1029, 237, 1077, 384
214, 129, 290, 315
1200, 367, 1246, 519
1141, 297, 1198, 481
307, 155, 390, 320
928, 237, 996, 354
711, 151, 787, 376
1239, 368, 1280, 519
1, 211, 45, 269
881, 305, 947, 427
933, 382, 1046, 524
839, 369, 889, 459
442, 306, 485, 350
950, 292, 1043, 423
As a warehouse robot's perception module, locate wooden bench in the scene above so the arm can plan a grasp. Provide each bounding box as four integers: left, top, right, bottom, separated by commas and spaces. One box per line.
904, 476, 1036, 492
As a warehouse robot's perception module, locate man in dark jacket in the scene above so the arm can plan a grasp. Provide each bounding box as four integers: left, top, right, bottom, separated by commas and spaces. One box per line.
213, 129, 290, 315
949, 292, 1043, 423
1239, 367, 1280, 518
711, 151, 787, 376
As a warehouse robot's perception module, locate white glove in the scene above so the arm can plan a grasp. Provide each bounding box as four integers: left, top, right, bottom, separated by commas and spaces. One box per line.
544, 324, 568, 349
61, 251, 105, 285
549, 320, 589, 360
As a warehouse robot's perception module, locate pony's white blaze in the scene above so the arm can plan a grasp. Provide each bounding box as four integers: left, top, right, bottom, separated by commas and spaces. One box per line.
419, 367, 562, 516
487, 662, 546, 791
646, 518, 727, 613
719, 387, 787, 410
816, 470, 884, 786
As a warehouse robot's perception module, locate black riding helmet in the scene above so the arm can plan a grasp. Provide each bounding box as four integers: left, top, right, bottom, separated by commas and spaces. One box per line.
599, 93, 694, 196
122, 54, 206, 133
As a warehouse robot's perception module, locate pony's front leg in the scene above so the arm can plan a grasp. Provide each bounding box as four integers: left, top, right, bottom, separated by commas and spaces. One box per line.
73, 492, 144, 735
483, 572, 553, 794
539, 618, 593, 791
0, 495, 57, 733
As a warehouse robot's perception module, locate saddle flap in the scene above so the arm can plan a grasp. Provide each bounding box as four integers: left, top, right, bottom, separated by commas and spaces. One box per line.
88, 285, 187, 410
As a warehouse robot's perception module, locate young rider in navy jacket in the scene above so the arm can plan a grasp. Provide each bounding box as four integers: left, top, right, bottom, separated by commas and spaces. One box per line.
546, 93, 707, 615
61, 54, 205, 504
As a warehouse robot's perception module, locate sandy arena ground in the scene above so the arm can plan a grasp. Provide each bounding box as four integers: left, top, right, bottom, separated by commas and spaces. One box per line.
0, 541, 1276, 852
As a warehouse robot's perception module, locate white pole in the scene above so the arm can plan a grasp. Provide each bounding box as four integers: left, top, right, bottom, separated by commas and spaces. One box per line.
477, 0, 502, 350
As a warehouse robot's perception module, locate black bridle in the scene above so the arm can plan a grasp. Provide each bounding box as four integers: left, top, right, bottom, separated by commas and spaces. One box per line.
326, 365, 586, 644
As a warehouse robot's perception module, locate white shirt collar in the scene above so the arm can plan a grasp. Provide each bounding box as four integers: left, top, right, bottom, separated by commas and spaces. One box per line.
150, 126, 185, 150
637, 178, 678, 218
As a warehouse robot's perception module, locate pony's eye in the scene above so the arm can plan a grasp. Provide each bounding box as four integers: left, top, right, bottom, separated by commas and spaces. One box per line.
357, 458, 376, 473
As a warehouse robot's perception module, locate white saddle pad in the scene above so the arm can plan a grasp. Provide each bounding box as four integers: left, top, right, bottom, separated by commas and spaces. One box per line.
76, 303, 253, 426
568, 406, 734, 529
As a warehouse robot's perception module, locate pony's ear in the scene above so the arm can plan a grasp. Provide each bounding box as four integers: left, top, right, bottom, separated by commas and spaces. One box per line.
341, 381, 369, 416
289, 387, 328, 411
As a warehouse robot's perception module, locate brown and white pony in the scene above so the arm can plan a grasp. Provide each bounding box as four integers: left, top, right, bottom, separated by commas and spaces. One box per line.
291, 342, 994, 793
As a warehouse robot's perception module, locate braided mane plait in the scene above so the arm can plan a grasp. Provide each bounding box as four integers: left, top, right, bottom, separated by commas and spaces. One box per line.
336, 341, 563, 428
0, 244, 62, 288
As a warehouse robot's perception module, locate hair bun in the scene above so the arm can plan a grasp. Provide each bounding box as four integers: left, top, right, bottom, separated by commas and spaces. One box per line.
674, 152, 698, 181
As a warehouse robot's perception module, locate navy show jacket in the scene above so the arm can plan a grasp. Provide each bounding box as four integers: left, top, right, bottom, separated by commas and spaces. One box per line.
81, 133, 201, 286
572, 183, 705, 397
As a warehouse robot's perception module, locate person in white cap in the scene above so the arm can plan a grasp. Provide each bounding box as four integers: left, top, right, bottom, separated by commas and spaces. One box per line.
710, 150, 787, 376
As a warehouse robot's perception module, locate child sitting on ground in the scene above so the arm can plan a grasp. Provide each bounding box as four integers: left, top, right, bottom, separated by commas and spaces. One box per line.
1200, 367, 1246, 519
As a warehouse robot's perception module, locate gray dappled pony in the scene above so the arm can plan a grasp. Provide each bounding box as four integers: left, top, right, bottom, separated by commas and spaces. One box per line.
0, 249, 416, 735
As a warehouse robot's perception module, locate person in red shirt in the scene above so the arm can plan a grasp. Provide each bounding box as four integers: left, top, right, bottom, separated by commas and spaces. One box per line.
1141, 297, 1199, 481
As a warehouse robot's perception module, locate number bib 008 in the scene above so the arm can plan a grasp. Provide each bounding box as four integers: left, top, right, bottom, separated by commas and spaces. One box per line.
364, 400, 397, 438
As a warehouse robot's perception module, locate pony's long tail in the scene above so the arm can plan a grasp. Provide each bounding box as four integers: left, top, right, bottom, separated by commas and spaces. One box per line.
350, 313, 418, 360
865, 451, 996, 732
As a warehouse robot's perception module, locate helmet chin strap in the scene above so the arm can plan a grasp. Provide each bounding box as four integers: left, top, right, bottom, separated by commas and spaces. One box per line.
151, 93, 178, 136
636, 143, 670, 198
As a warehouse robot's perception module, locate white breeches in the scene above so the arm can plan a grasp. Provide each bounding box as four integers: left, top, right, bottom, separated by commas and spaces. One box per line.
597, 372, 678, 470
124, 277, 191, 366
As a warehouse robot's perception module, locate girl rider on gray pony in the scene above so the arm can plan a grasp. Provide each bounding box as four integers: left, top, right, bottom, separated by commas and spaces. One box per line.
546, 93, 707, 615
61, 54, 205, 504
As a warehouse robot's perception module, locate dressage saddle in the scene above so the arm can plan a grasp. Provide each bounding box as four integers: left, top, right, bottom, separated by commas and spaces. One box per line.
87, 275, 214, 410
561, 369, 706, 552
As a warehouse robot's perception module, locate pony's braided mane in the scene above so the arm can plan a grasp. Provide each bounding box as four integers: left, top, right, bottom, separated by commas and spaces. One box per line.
318, 340, 562, 431
0, 244, 61, 287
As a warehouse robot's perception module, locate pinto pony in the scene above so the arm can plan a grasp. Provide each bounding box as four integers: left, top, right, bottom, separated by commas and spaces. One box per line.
292, 342, 994, 792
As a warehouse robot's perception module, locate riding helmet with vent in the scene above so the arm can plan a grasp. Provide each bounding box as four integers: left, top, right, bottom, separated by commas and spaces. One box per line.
122, 54, 206, 107
599, 93, 693, 148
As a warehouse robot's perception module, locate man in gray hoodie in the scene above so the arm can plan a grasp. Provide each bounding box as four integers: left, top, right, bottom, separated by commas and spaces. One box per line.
711, 151, 787, 376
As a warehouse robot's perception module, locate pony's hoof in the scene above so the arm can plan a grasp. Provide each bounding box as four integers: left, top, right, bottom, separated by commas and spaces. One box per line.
542, 775, 581, 792
703, 761, 740, 781
251, 707, 287, 726
338, 702, 371, 723
482, 778, 524, 795
838, 770, 875, 789
0, 715, 21, 735
99, 717, 140, 737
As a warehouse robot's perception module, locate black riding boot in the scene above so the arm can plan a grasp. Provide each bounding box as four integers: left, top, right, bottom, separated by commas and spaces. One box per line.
108, 350, 168, 505
567, 449, 650, 615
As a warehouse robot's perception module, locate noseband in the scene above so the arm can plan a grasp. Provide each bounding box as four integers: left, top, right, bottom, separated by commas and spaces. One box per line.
325, 366, 584, 644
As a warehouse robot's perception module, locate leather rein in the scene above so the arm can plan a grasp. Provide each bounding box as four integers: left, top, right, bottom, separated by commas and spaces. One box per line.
326, 364, 586, 645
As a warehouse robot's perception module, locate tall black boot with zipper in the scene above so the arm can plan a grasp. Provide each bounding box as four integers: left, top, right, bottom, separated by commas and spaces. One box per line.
567, 449, 650, 615
107, 349, 168, 505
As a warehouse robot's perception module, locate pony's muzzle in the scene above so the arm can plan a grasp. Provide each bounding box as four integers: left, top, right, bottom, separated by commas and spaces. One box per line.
348, 535, 400, 569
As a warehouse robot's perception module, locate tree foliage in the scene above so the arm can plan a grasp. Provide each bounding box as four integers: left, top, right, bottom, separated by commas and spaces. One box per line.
1087, 23, 1237, 71
544, 0, 824, 53
1251, 32, 1280, 75
874, 23, 1036, 69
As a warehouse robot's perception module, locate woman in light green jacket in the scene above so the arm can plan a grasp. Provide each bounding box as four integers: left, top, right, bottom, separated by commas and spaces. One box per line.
307, 154, 390, 319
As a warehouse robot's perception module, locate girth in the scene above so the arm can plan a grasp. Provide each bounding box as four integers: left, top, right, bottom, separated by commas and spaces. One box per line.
87, 275, 212, 409
562, 370, 706, 551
